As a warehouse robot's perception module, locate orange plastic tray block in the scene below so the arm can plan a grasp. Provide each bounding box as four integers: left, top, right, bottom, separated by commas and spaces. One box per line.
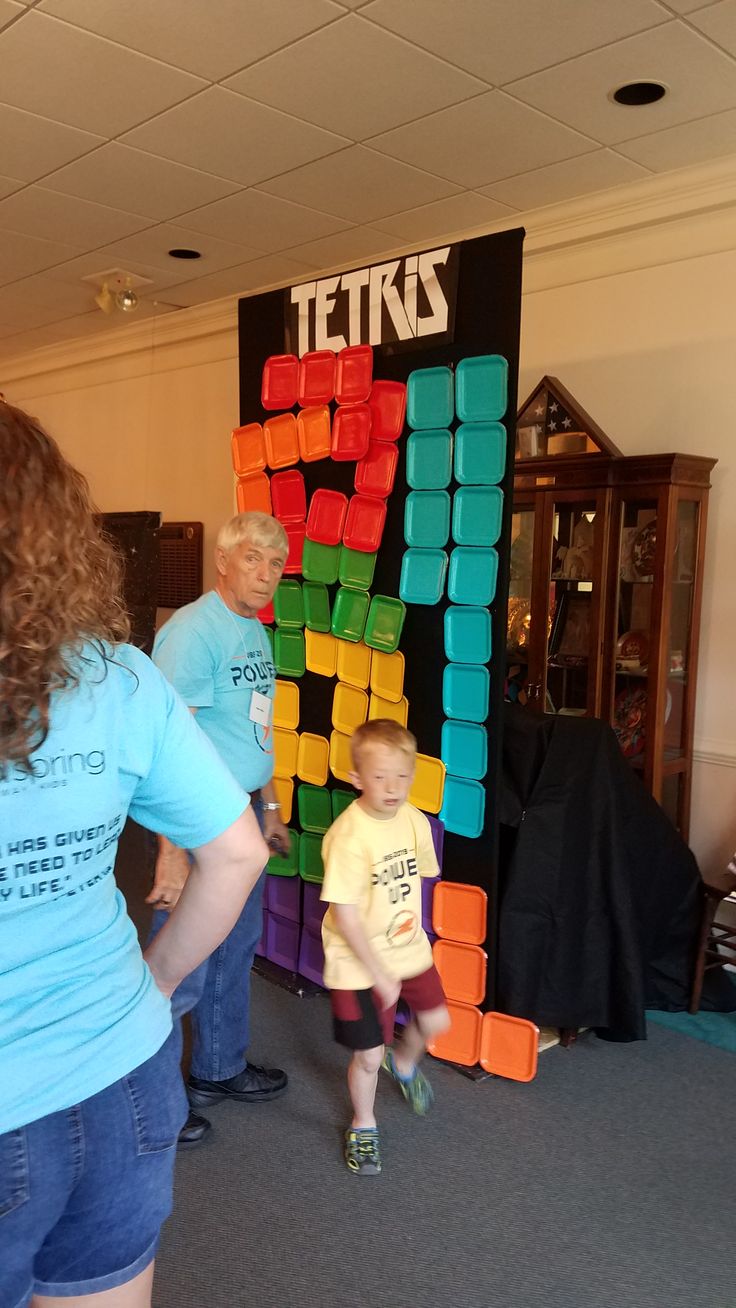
370, 649, 405, 704
479, 1012, 539, 1082
408, 753, 445, 815
329, 730, 353, 783
368, 692, 408, 727
297, 406, 331, 462
297, 732, 330, 787
273, 727, 299, 779
264, 412, 299, 469
305, 629, 338, 678
272, 776, 293, 824
428, 1000, 482, 1067
336, 638, 372, 690
332, 682, 369, 735
432, 939, 487, 1007
432, 882, 487, 945
231, 423, 266, 476
236, 471, 272, 515
273, 679, 300, 730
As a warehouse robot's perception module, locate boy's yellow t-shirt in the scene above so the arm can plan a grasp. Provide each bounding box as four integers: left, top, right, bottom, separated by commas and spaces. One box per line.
320, 800, 439, 990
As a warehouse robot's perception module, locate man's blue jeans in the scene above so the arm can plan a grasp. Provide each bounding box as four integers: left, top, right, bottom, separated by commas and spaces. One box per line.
149, 801, 266, 1082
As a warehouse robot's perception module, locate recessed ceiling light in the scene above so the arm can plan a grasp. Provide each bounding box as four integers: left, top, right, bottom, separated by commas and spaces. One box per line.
168, 247, 202, 259
612, 81, 667, 106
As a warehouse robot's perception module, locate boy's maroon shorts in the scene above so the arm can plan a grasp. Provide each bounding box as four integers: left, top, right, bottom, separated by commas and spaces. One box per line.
329, 964, 446, 1050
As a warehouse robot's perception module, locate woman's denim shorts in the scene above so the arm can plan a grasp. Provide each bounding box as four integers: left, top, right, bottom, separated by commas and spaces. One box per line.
0, 1029, 187, 1308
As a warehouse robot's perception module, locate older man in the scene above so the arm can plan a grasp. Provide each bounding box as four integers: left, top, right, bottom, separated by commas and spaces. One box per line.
148, 511, 290, 1146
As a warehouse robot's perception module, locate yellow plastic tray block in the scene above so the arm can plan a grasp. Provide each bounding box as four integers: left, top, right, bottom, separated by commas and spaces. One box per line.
273, 679, 300, 731
336, 638, 372, 690
409, 753, 446, 814
332, 682, 369, 735
368, 693, 409, 727
370, 650, 405, 704
272, 776, 294, 824
329, 730, 354, 783
305, 629, 338, 678
297, 732, 330, 787
273, 727, 299, 779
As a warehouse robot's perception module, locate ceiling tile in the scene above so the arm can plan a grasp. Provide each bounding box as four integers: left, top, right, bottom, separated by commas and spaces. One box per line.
164, 254, 315, 307
122, 87, 349, 187
0, 301, 179, 360
226, 14, 487, 139
42, 144, 240, 221
507, 23, 736, 145
332, 0, 373, 7
259, 146, 461, 222
0, 103, 104, 184
0, 174, 24, 200
96, 223, 263, 275
362, 0, 668, 85
616, 106, 736, 170
0, 230, 82, 287
38, 0, 344, 80
283, 225, 401, 268
369, 91, 595, 189
0, 11, 206, 136
42, 248, 192, 290
481, 149, 649, 209
0, 1, 23, 29
0, 186, 152, 246
688, 0, 736, 57
176, 189, 350, 253
661, 0, 716, 10
0, 275, 95, 329
374, 191, 515, 241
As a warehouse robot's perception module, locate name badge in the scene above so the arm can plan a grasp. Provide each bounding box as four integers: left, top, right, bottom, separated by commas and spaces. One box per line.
249, 690, 272, 727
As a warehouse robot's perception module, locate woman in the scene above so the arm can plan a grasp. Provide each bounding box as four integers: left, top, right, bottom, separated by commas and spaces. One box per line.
0, 400, 268, 1308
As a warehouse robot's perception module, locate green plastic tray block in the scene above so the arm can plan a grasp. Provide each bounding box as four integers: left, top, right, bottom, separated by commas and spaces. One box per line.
298, 831, 324, 883
297, 783, 332, 833
274, 629, 306, 678
338, 546, 376, 591
273, 579, 304, 629
267, 829, 299, 877
302, 537, 340, 584
364, 595, 406, 654
303, 581, 331, 633
262, 625, 274, 656
331, 585, 370, 643
331, 788, 355, 820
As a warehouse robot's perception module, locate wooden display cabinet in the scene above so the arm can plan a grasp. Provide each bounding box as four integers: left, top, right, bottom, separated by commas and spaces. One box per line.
508, 378, 715, 838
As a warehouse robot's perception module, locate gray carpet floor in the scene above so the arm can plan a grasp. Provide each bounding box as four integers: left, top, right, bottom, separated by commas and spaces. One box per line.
152, 975, 733, 1308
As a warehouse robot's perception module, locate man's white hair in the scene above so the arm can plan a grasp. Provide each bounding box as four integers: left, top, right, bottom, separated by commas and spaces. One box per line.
216, 511, 288, 556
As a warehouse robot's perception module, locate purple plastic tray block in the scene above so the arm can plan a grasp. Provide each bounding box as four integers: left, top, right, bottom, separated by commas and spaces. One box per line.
302, 880, 327, 933
266, 873, 302, 923
297, 926, 325, 987
265, 912, 301, 971
256, 907, 269, 958
422, 876, 440, 933
427, 814, 445, 869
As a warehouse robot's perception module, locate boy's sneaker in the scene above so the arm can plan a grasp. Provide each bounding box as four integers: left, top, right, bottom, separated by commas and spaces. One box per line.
344, 1127, 381, 1175
382, 1048, 434, 1115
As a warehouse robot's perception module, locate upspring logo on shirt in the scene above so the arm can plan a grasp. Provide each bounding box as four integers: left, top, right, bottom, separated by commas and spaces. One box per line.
0, 748, 106, 790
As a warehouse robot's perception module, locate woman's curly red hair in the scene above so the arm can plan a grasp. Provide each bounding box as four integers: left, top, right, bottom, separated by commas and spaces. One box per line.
0, 400, 130, 766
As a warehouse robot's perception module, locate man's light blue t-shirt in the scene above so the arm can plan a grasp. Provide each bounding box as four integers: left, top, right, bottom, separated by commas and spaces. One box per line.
0, 643, 248, 1133
153, 590, 276, 792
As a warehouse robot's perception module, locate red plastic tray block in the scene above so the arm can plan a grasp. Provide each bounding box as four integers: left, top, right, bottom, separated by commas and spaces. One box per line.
262, 354, 299, 411
283, 522, 306, 575
343, 494, 386, 553
368, 380, 407, 442
297, 406, 332, 462
354, 440, 398, 498
259, 600, 275, 623
298, 350, 336, 406
236, 471, 272, 515
306, 488, 348, 547
270, 469, 306, 523
335, 344, 373, 405
331, 404, 371, 462
231, 423, 266, 477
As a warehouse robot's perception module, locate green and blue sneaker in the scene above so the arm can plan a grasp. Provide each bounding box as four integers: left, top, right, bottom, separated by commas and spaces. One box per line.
344, 1127, 381, 1175
382, 1048, 434, 1115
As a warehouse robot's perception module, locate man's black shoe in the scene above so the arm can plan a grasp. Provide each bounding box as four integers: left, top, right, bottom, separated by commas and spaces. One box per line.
187, 1064, 288, 1106
177, 1109, 211, 1149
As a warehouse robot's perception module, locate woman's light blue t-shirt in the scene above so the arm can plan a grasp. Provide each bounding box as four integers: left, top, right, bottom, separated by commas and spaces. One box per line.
0, 643, 248, 1133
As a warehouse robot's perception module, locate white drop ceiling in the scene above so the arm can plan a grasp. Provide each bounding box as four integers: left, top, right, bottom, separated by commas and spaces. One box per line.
0, 0, 734, 362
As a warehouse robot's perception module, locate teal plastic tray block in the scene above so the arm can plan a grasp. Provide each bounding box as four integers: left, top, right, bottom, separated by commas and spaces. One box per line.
439, 775, 486, 839
399, 548, 448, 606
407, 366, 454, 430
303, 581, 331, 633
444, 605, 492, 664
404, 490, 451, 548
273, 579, 304, 629
302, 537, 340, 584
452, 486, 504, 547
406, 429, 453, 489
455, 355, 508, 422
440, 720, 488, 781
267, 829, 299, 877
442, 662, 489, 722
338, 545, 376, 591
364, 595, 406, 654
331, 788, 355, 820
448, 547, 498, 606
274, 629, 306, 678
297, 784, 332, 834
454, 421, 506, 485
331, 585, 370, 643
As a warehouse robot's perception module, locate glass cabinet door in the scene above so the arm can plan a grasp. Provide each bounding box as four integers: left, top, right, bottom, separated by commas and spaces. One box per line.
610, 497, 658, 766
659, 495, 701, 834
542, 493, 606, 717
506, 503, 537, 705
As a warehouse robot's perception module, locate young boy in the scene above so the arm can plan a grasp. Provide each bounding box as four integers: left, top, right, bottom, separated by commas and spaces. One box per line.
320, 719, 450, 1175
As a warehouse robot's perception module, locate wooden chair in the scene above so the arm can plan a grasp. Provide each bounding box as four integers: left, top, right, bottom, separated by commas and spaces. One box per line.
689, 857, 736, 1013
